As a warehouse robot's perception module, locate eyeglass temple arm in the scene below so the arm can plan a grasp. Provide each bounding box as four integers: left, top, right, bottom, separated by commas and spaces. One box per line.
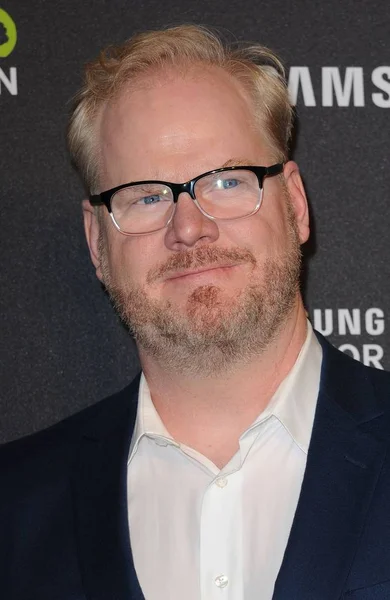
265, 163, 284, 177
89, 195, 104, 206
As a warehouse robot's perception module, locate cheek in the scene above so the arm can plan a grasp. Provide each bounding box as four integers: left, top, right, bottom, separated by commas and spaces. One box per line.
255, 199, 294, 253
223, 210, 287, 259
107, 235, 161, 286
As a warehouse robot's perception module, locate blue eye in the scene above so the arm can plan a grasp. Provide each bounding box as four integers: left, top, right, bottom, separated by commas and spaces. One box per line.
140, 195, 161, 205
221, 178, 239, 189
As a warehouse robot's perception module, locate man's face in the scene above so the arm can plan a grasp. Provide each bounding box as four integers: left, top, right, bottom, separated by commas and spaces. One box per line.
85, 65, 309, 373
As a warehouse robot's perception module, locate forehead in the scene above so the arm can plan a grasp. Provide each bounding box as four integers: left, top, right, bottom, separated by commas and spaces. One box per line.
97, 65, 269, 185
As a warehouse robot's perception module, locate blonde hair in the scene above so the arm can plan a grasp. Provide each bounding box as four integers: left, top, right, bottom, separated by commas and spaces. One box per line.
67, 24, 293, 193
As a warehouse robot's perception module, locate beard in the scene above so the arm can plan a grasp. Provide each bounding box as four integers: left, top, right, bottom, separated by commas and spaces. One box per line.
99, 202, 302, 376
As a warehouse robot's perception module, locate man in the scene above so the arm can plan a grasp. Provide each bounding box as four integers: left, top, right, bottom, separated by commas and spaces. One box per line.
1, 24, 390, 600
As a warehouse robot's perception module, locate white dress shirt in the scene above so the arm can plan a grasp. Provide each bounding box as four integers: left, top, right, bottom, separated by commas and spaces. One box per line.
127, 322, 322, 600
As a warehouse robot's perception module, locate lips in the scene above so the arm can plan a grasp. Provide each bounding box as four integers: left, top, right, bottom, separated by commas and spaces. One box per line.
165, 264, 238, 281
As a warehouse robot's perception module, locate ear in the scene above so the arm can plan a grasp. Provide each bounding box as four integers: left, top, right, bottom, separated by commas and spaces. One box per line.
82, 199, 105, 283
283, 161, 310, 244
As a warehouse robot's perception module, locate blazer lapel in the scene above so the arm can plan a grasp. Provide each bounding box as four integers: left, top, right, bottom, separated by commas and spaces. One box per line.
72, 375, 145, 600
273, 336, 387, 600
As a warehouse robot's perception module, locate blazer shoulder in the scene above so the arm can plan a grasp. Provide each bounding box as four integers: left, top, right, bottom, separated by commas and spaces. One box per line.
365, 360, 390, 405
0, 373, 141, 477
317, 330, 390, 416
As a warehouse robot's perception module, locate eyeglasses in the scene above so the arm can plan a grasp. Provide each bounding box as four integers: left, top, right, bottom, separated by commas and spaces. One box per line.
89, 164, 283, 235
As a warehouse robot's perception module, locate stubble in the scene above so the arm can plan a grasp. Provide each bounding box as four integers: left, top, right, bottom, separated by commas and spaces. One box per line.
99, 202, 302, 376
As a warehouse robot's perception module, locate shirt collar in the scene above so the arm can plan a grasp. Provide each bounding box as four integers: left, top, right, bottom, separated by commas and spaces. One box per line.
253, 321, 322, 454
128, 373, 175, 462
128, 320, 322, 463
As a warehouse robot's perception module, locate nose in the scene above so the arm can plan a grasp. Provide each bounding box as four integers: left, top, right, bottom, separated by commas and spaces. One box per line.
164, 192, 219, 250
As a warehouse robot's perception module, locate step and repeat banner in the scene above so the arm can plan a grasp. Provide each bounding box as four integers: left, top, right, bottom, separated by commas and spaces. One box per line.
1, 0, 389, 442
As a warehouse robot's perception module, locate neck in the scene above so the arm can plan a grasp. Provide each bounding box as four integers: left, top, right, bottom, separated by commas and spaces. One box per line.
138, 299, 308, 468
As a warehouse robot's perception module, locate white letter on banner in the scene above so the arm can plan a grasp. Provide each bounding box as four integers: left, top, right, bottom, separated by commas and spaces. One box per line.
288, 67, 316, 107
313, 309, 333, 336
337, 309, 361, 335
365, 308, 385, 335
363, 345, 384, 369
372, 67, 390, 108
0, 67, 17, 95
322, 67, 364, 107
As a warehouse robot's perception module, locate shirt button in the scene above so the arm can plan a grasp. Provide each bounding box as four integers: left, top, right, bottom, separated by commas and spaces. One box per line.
215, 574, 229, 588
215, 477, 228, 488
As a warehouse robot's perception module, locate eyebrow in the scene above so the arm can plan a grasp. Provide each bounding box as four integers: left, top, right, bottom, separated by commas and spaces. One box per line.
221, 158, 257, 168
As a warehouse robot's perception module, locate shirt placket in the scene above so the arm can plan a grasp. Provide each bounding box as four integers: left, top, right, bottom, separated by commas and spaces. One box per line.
199, 469, 243, 600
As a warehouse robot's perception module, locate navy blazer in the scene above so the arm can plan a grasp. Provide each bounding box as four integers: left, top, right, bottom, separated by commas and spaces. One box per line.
2, 333, 390, 600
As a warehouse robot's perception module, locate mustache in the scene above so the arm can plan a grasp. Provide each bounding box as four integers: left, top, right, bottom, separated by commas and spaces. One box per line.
146, 246, 257, 284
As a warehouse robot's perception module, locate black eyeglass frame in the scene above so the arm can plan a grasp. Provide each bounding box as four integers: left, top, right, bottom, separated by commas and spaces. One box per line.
89, 163, 284, 234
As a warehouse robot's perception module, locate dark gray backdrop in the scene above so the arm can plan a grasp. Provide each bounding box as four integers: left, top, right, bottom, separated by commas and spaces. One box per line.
1, 0, 389, 443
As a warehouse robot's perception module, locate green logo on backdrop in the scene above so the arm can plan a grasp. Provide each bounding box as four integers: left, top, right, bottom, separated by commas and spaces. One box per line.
0, 9, 17, 58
